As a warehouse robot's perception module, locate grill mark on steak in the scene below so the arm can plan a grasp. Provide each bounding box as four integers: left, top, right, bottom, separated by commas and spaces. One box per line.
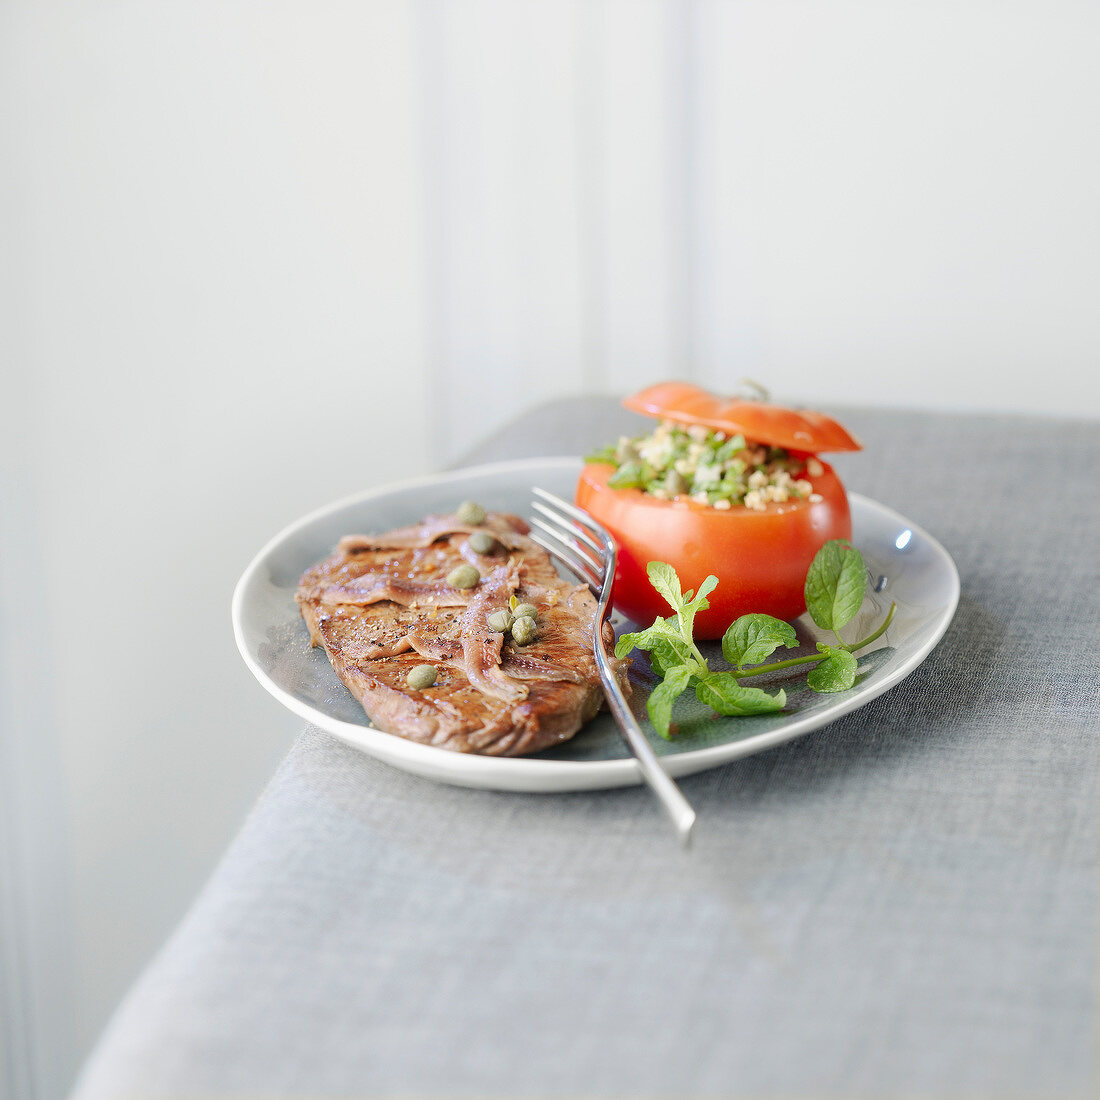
296, 508, 627, 755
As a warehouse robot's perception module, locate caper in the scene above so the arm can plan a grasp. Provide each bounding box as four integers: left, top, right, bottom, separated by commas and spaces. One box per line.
487, 608, 514, 633
467, 530, 498, 555
511, 615, 538, 646
512, 602, 538, 620
406, 664, 438, 690
456, 500, 487, 525
446, 563, 480, 589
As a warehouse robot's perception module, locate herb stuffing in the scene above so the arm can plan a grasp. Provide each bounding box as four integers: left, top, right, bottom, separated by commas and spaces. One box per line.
616, 541, 896, 739
586, 420, 823, 511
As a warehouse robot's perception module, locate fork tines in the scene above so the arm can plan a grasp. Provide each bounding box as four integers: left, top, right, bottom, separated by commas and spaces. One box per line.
528, 487, 697, 846
529, 498, 607, 594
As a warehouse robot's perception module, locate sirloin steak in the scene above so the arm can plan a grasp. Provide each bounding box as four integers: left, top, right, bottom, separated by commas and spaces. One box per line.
296, 508, 627, 755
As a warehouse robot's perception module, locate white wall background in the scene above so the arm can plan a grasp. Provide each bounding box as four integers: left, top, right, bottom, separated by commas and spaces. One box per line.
2, 1, 1098, 1096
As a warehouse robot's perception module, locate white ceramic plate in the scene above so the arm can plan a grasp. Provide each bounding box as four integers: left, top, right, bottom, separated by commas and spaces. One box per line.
233, 457, 959, 792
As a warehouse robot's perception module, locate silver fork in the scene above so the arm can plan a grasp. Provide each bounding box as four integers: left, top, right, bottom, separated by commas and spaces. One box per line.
529, 487, 697, 846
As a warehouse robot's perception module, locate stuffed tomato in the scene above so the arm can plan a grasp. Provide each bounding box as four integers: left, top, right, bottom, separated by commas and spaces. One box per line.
575, 382, 860, 638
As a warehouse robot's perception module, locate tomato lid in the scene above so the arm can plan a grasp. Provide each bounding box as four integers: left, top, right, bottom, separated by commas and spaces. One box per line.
622, 381, 862, 453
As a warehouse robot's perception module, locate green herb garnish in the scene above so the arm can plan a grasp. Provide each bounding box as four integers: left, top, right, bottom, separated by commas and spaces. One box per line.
615, 540, 896, 739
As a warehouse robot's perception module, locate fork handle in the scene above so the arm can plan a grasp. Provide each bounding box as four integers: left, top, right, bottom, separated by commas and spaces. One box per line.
595, 643, 697, 846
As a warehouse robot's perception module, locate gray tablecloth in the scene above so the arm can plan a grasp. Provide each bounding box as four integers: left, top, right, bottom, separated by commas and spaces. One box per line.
73, 401, 1098, 1099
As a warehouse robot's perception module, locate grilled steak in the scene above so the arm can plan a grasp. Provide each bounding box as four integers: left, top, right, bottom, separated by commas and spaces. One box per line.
296, 508, 626, 755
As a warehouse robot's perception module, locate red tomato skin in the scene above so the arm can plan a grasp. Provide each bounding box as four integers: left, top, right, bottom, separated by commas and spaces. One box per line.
575, 461, 852, 638
622, 381, 862, 453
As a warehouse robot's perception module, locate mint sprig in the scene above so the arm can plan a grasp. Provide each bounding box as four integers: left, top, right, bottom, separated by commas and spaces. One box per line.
616, 540, 896, 738
615, 562, 786, 738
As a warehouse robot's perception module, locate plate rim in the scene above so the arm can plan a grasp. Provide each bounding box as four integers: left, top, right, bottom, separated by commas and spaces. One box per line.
232, 456, 960, 791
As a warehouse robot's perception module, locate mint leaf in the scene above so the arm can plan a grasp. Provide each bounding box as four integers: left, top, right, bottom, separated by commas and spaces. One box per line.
648, 631, 695, 675
647, 665, 694, 739
805, 540, 866, 631
615, 608, 700, 678
614, 617, 682, 660
646, 561, 684, 612
676, 574, 718, 640
693, 575, 719, 603
695, 672, 785, 716
614, 629, 643, 660
806, 647, 858, 692
722, 614, 798, 669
